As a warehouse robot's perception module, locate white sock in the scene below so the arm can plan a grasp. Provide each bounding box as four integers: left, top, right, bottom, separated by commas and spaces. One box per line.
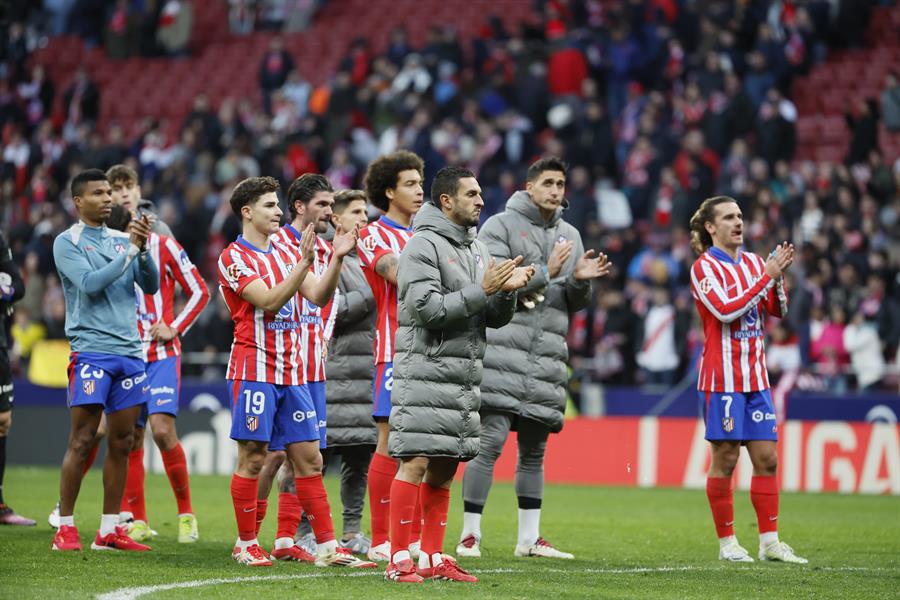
274, 536, 294, 550
318, 539, 337, 554
100, 513, 118, 536
59, 515, 75, 527
391, 549, 410, 563
235, 537, 258, 550
461, 512, 482, 538
759, 531, 779, 548
419, 551, 443, 570
517, 508, 541, 547
119, 511, 134, 523
719, 535, 737, 550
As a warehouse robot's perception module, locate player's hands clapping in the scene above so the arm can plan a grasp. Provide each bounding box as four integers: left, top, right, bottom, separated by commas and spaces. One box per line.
573, 250, 611, 280
332, 222, 360, 259
764, 242, 794, 279
548, 240, 573, 278
297, 223, 316, 269
502, 264, 537, 292
129, 214, 151, 250
482, 255, 524, 295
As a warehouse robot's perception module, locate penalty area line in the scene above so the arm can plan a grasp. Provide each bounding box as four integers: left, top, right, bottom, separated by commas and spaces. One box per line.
95, 565, 891, 599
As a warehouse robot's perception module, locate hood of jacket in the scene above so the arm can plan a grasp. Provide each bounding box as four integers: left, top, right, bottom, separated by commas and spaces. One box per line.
413, 202, 477, 247
506, 190, 564, 228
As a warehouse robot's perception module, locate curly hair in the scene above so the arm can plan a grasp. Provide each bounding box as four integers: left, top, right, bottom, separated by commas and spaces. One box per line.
363, 150, 424, 212
689, 195, 738, 255
230, 176, 281, 217
286, 173, 333, 219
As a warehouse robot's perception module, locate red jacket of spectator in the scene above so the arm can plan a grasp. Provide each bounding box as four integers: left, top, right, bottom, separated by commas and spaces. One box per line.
673, 148, 720, 190
548, 48, 588, 96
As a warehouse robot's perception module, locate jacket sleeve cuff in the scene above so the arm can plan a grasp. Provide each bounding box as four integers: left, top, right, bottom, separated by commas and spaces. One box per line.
460, 283, 487, 314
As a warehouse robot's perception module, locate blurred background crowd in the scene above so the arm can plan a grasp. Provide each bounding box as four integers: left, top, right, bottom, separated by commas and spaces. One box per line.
1, 0, 898, 403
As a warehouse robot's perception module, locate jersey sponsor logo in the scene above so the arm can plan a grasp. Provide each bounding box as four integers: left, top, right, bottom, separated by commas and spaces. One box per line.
151, 386, 175, 395
246, 415, 259, 431
303, 298, 319, 312
722, 417, 735, 432
156, 398, 174, 406
82, 380, 96, 395
138, 311, 157, 322
733, 329, 764, 340
699, 278, 713, 294
752, 410, 764, 423
745, 307, 759, 326
292, 409, 317, 423
266, 321, 300, 330
275, 298, 296, 320
121, 372, 148, 390
318, 419, 326, 428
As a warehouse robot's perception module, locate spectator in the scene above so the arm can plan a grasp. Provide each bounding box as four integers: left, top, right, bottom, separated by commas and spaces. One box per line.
845, 98, 880, 165
63, 67, 100, 128
157, 0, 193, 57
810, 305, 850, 394
228, 0, 255, 35
258, 37, 295, 115
843, 311, 886, 391
881, 71, 900, 132
635, 286, 680, 386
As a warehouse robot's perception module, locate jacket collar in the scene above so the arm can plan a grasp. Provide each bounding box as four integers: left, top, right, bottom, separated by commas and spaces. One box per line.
413, 202, 476, 247
506, 190, 564, 227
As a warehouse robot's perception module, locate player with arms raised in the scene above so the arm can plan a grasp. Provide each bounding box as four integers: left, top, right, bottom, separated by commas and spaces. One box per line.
689, 196, 807, 564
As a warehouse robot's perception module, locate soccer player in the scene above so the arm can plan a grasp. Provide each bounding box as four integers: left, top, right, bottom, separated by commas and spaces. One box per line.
217, 176, 373, 568
107, 164, 173, 237
385, 166, 534, 583
458, 157, 610, 559
688, 195, 807, 564
103, 205, 210, 544
253, 173, 338, 562
51, 169, 159, 552
0, 229, 34, 526
357, 150, 425, 562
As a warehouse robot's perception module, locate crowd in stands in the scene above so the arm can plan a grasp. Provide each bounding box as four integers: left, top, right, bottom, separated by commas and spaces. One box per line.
1, 0, 898, 395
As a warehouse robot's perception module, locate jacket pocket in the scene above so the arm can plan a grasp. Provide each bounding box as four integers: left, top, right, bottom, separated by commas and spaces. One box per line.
425, 329, 446, 359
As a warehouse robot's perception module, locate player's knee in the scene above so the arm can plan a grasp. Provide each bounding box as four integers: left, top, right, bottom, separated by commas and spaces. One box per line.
0, 411, 11, 436
108, 429, 135, 455
152, 426, 176, 451
756, 452, 778, 475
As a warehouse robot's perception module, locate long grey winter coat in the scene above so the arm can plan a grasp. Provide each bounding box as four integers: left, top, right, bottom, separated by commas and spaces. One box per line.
478, 191, 591, 432
325, 246, 378, 447
389, 203, 517, 460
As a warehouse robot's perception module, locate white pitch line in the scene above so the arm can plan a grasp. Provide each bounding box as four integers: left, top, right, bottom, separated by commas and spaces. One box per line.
95, 565, 893, 600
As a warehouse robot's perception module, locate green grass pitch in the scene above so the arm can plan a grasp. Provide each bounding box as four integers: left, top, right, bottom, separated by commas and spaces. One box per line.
0, 466, 897, 599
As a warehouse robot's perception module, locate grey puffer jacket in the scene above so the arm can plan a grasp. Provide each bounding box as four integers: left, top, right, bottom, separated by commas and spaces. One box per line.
478, 191, 591, 432
325, 242, 377, 447
390, 203, 517, 460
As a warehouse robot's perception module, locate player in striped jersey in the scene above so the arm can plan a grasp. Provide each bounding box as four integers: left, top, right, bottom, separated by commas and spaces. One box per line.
103, 206, 211, 544
357, 151, 424, 562
254, 174, 340, 562
218, 176, 373, 568
689, 196, 807, 565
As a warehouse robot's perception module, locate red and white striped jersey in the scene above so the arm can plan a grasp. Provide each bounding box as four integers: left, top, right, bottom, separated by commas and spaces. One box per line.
217, 235, 305, 385
690, 246, 788, 393
136, 233, 210, 363
273, 224, 337, 382
357, 216, 413, 364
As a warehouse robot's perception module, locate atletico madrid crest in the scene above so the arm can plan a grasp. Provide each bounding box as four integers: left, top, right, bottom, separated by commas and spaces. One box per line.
83, 380, 95, 395
722, 417, 735, 433
246, 415, 259, 432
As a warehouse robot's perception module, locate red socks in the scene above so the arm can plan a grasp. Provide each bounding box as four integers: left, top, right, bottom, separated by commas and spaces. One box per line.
255, 499, 268, 536
410, 487, 423, 542
231, 474, 259, 542
295, 475, 335, 544
161, 443, 192, 514
420, 482, 450, 558
389, 479, 419, 557
121, 448, 147, 521
706, 476, 734, 538
368, 452, 398, 546
82, 444, 100, 476
750, 475, 779, 534
276, 491, 302, 540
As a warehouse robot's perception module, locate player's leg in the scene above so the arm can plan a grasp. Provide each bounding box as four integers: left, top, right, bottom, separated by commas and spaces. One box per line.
270, 457, 311, 561
0, 375, 36, 525
282, 385, 375, 568
228, 379, 277, 566
338, 444, 373, 554
121, 421, 150, 541
513, 418, 572, 559
149, 412, 197, 542
459, 412, 512, 556
746, 390, 807, 563
385, 455, 427, 582
254, 450, 285, 536
367, 363, 398, 560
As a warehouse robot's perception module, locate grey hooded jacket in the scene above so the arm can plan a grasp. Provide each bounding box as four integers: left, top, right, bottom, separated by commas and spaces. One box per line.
478, 190, 591, 432
389, 202, 517, 460
325, 234, 378, 447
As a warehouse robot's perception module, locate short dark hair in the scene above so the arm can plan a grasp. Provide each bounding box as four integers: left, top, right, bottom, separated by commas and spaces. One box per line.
71, 169, 108, 198
105, 204, 132, 232
286, 173, 333, 219
430, 165, 475, 206
363, 150, 424, 212
333, 189, 367, 214
106, 164, 138, 185
230, 176, 281, 217
526, 156, 568, 182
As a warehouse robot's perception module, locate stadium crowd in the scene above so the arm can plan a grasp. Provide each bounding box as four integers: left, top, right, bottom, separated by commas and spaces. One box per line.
1, 0, 898, 395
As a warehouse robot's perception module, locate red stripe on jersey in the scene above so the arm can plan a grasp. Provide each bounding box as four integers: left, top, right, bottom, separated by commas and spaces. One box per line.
690, 248, 779, 393
217, 236, 305, 385
136, 233, 210, 363
274, 225, 335, 381
357, 217, 413, 364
